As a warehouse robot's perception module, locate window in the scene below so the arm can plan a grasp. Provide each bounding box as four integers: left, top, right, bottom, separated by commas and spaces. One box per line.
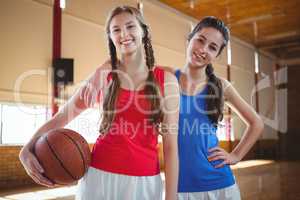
0, 102, 232, 144
0, 103, 100, 144
216, 117, 234, 141
0, 103, 49, 144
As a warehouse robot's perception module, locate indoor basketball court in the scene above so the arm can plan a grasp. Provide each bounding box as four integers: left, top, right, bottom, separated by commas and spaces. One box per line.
0, 0, 299, 200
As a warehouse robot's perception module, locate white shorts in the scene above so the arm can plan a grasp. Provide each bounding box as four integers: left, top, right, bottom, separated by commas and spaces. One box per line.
76, 167, 163, 200
177, 183, 241, 200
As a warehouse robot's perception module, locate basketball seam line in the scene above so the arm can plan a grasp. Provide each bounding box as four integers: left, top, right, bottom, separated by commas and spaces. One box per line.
61, 132, 87, 178
45, 135, 77, 182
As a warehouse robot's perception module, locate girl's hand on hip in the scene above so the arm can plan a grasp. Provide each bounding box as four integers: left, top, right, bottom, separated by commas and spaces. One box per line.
207, 146, 240, 168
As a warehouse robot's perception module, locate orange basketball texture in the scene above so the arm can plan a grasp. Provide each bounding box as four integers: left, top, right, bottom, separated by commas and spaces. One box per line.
34, 128, 91, 185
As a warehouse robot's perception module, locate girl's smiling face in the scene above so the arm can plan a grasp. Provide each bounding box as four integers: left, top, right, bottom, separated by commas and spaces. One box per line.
187, 27, 225, 68
109, 12, 144, 56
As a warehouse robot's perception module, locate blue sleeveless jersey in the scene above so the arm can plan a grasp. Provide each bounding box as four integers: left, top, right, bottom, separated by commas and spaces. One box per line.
175, 69, 235, 192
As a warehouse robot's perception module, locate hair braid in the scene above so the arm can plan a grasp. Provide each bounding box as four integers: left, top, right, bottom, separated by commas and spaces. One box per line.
188, 16, 229, 125
205, 64, 224, 125
99, 38, 120, 134
143, 26, 163, 124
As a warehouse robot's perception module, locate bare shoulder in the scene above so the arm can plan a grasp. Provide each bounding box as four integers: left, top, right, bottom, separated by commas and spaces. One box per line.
218, 77, 231, 91
163, 70, 179, 99
95, 59, 112, 74
161, 69, 179, 129
164, 70, 178, 83
159, 66, 177, 75
92, 60, 112, 81
86, 59, 112, 89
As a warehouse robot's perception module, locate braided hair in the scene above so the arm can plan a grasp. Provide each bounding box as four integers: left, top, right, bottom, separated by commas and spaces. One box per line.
188, 16, 230, 125
100, 6, 163, 133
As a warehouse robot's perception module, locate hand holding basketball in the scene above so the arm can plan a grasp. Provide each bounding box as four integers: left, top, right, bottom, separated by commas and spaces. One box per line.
20, 128, 91, 186
19, 145, 55, 187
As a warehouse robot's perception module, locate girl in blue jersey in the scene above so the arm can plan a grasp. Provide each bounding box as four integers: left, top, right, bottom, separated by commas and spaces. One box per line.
163, 16, 264, 199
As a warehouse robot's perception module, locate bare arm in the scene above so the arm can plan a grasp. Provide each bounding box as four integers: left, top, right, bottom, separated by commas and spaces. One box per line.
208, 79, 264, 168
19, 63, 110, 186
161, 71, 180, 200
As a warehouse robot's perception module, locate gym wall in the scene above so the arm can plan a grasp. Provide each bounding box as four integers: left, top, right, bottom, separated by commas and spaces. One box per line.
0, 0, 278, 189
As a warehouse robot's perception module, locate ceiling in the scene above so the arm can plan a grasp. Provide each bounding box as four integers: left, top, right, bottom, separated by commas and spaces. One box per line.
157, 0, 300, 61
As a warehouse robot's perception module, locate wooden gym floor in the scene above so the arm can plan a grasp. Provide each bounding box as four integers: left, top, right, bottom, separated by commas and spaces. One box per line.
0, 160, 299, 200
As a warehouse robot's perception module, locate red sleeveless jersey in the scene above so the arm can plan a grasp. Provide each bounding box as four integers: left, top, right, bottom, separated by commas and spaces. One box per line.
90, 67, 165, 176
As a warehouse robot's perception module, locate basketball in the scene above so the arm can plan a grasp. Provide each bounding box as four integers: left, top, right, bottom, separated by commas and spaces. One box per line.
34, 128, 91, 185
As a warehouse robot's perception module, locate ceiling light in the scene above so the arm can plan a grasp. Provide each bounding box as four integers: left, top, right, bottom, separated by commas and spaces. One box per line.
189, 0, 195, 9
233, 14, 272, 26
263, 31, 298, 40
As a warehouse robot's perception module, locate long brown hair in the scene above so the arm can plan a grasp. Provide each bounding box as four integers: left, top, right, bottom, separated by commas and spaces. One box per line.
188, 16, 230, 126
99, 6, 163, 134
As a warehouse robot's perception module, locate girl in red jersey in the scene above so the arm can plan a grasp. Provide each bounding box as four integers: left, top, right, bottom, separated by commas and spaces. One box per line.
19, 6, 179, 200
